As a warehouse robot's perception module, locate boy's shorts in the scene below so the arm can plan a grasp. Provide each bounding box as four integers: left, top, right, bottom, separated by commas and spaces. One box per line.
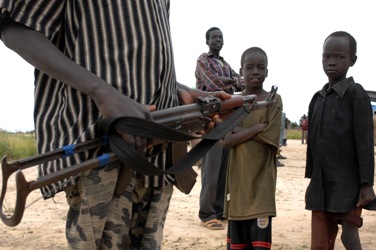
227, 217, 272, 249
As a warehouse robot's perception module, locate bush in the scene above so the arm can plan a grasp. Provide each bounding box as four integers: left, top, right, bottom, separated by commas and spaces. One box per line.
0, 131, 10, 158
290, 122, 299, 130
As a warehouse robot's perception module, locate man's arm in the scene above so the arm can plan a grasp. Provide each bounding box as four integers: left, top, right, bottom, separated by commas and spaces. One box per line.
229, 66, 245, 92
0, 19, 152, 151
195, 55, 229, 92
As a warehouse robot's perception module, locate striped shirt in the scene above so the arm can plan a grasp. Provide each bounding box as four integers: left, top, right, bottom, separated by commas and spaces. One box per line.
0, 0, 178, 199
195, 52, 244, 94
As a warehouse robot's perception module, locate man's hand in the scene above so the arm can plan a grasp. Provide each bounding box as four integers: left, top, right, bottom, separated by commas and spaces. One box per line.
91, 84, 157, 152
177, 82, 231, 105
177, 83, 231, 133
219, 76, 235, 84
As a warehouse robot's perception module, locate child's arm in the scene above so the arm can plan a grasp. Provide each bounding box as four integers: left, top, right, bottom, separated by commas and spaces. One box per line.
356, 184, 376, 207
220, 123, 267, 148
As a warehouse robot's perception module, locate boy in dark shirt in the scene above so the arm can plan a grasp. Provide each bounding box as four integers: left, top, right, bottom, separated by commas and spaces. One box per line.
305, 31, 376, 249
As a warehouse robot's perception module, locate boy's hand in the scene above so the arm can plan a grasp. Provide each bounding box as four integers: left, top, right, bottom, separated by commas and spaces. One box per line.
357, 185, 376, 207
205, 114, 222, 133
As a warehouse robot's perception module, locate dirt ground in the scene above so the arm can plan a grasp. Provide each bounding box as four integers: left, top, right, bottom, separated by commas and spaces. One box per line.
1, 139, 376, 249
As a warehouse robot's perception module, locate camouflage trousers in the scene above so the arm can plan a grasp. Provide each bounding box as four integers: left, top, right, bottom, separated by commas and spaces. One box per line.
65, 161, 173, 249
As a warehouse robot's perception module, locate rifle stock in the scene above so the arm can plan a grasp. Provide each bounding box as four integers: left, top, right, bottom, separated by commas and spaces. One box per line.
0, 85, 278, 227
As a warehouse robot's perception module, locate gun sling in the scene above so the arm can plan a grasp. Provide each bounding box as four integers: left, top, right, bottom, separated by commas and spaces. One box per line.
100, 105, 251, 195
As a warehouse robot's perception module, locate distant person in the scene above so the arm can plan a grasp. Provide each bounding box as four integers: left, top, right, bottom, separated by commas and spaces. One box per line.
276, 112, 286, 166
300, 114, 308, 144
221, 47, 282, 249
373, 110, 376, 145
195, 27, 244, 230
279, 112, 286, 147
282, 116, 290, 146
305, 31, 376, 250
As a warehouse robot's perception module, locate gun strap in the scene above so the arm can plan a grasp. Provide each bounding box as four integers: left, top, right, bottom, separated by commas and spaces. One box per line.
100, 105, 251, 177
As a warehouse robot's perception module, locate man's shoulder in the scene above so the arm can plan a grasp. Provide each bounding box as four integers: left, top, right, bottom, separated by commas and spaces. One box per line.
197, 52, 210, 59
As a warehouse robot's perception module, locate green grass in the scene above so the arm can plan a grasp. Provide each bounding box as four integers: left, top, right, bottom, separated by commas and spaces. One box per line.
0, 130, 37, 160
287, 129, 302, 140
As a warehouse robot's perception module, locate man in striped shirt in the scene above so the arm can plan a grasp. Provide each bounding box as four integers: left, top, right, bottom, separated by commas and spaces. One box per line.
0, 1, 230, 249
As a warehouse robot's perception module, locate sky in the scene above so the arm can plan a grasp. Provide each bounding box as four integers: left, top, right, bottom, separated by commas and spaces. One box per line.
0, 0, 375, 132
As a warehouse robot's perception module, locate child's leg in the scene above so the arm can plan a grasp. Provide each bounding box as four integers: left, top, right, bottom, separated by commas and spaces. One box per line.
252, 217, 272, 249
311, 210, 338, 250
341, 221, 361, 250
227, 220, 251, 250
339, 207, 363, 250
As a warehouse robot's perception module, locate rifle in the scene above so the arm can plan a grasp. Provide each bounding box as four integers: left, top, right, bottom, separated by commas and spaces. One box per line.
0, 85, 278, 227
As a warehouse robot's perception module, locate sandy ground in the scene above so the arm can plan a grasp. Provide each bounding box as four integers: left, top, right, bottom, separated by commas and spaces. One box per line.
1, 139, 376, 249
